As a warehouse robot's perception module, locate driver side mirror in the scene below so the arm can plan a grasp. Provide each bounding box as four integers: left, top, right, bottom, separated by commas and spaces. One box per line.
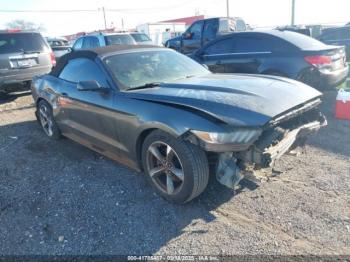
183, 32, 193, 40
77, 80, 109, 93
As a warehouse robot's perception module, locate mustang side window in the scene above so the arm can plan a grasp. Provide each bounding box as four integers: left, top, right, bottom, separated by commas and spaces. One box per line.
59, 58, 108, 87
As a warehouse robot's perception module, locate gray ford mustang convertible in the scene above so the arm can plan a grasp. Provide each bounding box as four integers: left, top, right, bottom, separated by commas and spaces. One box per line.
31, 45, 326, 203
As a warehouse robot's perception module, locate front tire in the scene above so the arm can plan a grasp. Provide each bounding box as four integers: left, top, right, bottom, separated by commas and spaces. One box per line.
37, 100, 61, 140
141, 130, 209, 204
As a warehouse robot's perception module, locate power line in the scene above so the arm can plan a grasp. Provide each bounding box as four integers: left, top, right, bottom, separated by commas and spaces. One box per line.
0, 1, 193, 14
0, 9, 99, 13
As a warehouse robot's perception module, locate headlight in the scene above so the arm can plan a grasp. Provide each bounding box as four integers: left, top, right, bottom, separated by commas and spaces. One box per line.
191, 129, 262, 145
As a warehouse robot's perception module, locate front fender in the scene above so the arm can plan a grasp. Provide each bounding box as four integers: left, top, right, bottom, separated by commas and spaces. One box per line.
116, 97, 227, 166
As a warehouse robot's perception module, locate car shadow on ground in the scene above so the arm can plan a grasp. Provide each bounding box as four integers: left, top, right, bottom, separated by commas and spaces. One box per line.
0, 90, 32, 104
307, 91, 350, 158
0, 119, 261, 255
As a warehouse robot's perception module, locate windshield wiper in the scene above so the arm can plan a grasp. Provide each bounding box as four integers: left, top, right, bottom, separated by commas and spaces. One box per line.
127, 82, 162, 91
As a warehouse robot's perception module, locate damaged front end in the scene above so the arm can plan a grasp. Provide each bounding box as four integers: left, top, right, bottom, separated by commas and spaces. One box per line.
189, 99, 327, 189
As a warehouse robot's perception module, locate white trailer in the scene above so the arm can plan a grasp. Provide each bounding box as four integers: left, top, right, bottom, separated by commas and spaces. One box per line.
136, 22, 186, 46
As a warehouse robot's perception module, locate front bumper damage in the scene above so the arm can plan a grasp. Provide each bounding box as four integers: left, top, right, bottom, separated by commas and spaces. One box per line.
215, 109, 327, 189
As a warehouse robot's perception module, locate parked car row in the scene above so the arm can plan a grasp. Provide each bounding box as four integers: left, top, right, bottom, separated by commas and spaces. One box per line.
71, 32, 154, 51
2, 19, 348, 94
0, 30, 154, 93
164, 18, 349, 91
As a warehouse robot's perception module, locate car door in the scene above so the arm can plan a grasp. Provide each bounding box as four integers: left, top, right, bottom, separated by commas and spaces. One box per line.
222, 35, 271, 74
197, 38, 230, 73
202, 19, 219, 46
199, 34, 271, 74
181, 20, 204, 55
57, 58, 122, 153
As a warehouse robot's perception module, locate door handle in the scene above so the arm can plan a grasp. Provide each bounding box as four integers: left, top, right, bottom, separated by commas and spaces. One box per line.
61, 92, 69, 97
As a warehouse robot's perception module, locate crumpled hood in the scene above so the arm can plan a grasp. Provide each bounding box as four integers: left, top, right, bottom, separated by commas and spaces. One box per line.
123, 73, 322, 126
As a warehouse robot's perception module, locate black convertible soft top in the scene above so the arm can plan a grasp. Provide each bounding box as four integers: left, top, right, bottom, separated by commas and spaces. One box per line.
50, 44, 162, 77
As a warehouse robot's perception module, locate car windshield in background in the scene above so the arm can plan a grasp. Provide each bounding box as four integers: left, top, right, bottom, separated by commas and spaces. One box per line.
48, 40, 69, 47
105, 35, 135, 45
219, 18, 246, 32
104, 50, 209, 90
131, 33, 151, 42
280, 31, 327, 50
0, 33, 49, 54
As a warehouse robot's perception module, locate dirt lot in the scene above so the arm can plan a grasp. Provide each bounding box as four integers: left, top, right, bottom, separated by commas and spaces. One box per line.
0, 90, 349, 256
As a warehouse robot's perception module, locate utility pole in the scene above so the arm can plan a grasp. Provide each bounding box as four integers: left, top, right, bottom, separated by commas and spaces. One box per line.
102, 7, 107, 29
291, 0, 295, 26
226, 0, 230, 18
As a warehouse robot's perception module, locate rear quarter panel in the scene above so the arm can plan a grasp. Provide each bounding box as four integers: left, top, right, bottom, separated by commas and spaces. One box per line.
259, 52, 309, 79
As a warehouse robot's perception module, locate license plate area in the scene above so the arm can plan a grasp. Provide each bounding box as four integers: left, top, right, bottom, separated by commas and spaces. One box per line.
11, 58, 38, 68
9, 54, 39, 69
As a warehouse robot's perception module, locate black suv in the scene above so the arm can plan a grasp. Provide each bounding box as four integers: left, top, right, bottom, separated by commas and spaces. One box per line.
0, 30, 55, 93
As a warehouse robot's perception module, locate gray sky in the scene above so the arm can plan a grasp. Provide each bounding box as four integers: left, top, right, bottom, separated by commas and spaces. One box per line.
0, 0, 349, 36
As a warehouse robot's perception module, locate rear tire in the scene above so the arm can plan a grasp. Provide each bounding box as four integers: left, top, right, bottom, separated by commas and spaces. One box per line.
141, 130, 209, 204
37, 100, 61, 140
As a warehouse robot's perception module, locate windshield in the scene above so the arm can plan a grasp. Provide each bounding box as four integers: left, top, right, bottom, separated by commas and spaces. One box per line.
219, 18, 246, 33
0, 33, 49, 54
131, 33, 151, 42
48, 39, 69, 47
105, 35, 135, 45
104, 49, 209, 90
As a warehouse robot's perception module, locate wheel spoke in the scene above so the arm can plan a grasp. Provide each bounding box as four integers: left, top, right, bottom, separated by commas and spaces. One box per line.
166, 174, 175, 194
149, 166, 166, 177
39, 107, 48, 119
41, 117, 48, 126
147, 141, 185, 196
166, 145, 175, 162
47, 120, 53, 135
149, 145, 165, 162
169, 167, 184, 181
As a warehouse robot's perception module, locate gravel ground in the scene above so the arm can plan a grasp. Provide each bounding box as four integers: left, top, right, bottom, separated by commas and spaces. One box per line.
0, 90, 349, 256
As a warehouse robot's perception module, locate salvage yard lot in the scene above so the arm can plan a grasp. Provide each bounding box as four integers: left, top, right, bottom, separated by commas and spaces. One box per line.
0, 90, 349, 255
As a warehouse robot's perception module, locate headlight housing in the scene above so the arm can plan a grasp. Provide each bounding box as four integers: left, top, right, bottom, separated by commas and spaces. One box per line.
191, 129, 262, 152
